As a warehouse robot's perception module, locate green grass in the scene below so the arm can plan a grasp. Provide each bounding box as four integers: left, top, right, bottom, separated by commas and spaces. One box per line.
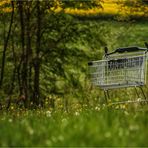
0, 107, 148, 147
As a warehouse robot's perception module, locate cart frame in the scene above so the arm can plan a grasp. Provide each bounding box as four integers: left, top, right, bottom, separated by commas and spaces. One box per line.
88, 45, 148, 105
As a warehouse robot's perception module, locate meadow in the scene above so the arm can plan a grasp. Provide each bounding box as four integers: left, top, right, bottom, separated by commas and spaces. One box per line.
0, 17, 148, 146
0, 19, 148, 147
1, 106, 148, 147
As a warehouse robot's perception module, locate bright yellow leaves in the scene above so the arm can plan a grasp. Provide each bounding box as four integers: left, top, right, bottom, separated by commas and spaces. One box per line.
50, 0, 63, 13
102, 2, 119, 14
64, 8, 102, 16
64, 0, 148, 18
1, 0, 148, 18
1, 7, 12, 13
0, 0, 12, 13
0, 0, 10, 7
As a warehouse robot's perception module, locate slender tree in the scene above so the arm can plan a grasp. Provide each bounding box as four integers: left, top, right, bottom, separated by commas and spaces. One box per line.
0, 1, 14, 87
33, 1, 42, 105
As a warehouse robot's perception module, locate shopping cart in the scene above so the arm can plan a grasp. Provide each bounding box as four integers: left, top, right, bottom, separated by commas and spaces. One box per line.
88, 44, 148, 105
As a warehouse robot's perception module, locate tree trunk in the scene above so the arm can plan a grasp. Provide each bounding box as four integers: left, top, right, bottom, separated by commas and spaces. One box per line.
33, 1, 41, 105
18, 1, 29, 107
0, 1, 14, 87
26, 1, 33, 102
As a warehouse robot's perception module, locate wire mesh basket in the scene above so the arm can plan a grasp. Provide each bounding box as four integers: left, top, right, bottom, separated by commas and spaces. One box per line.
88, 45, 148, 104
88, 51, 147, 90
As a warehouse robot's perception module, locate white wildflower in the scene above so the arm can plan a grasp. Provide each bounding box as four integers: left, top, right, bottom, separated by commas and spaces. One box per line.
8, 119, 12, 123
46, 110, 52, 117
75, 112, 80, 116
95, 106, 100, 111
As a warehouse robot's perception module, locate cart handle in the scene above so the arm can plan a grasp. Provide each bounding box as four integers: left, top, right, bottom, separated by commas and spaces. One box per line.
88, 61, 93, 66
106, 45, 148, 56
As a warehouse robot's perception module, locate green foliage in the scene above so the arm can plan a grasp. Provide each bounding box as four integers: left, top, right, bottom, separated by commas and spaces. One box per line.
0, 0, 148, 107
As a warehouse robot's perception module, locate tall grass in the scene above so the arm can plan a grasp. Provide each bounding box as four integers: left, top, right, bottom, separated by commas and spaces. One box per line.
0, 107, 148, 147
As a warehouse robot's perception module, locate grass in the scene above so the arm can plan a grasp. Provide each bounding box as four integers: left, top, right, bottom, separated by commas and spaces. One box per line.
0, 106, 148, 147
